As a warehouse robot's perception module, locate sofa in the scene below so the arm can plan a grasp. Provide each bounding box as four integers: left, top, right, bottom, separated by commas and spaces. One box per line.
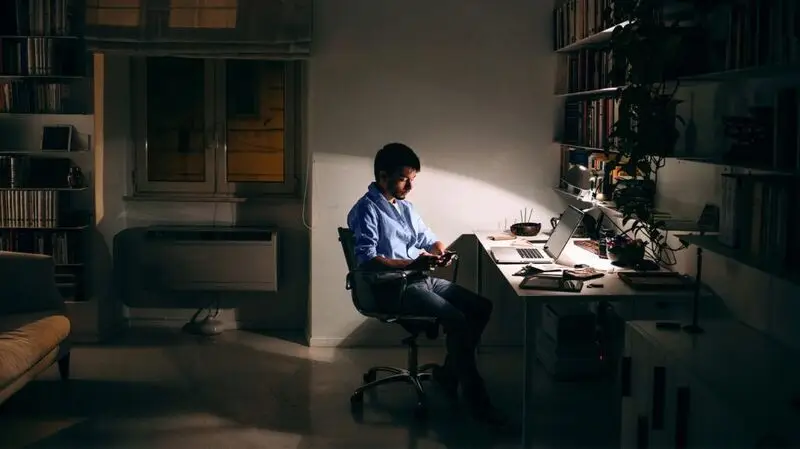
0, 251, 71, 406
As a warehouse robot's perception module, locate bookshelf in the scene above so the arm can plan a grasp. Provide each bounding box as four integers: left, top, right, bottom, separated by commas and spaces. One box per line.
0, 0, 94, 302
552, 0, 800, 284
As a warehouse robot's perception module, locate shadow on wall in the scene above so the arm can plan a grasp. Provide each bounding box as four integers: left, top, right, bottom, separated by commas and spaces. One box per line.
308, 0, 561, 214
86, 227, 118, 337
112, 223, 308, 330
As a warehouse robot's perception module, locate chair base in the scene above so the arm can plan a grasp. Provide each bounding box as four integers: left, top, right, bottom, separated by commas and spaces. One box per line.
350, 363, 440, 419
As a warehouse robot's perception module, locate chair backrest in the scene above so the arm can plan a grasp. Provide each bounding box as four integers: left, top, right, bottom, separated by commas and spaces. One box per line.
337, 227, 357, 271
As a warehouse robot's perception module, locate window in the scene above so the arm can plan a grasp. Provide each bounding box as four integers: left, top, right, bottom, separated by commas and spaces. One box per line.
132, 56, 301, 196
86, 0, 142, 27
168, 0, 237, 29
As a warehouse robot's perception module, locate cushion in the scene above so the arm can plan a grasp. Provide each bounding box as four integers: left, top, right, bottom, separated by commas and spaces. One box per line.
0, 314, 70, 390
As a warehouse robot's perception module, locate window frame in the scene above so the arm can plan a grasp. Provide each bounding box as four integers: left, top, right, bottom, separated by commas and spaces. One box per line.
131, 56, 302, 198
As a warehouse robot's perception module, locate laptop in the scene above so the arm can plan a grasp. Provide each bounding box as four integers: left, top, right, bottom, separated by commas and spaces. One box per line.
491, 205, 585, 264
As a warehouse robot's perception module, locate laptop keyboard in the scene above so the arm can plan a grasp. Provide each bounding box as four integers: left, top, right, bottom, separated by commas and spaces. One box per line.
517, 248, 545, 259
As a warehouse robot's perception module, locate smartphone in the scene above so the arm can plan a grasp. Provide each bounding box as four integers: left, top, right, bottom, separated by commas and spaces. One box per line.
438, 251, 458, 266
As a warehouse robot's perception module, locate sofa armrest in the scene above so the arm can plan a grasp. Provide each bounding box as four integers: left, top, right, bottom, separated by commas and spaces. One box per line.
0, 251, 66, 315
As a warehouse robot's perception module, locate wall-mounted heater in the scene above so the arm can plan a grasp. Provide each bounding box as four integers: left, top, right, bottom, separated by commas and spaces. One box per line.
142, 226, 278, 292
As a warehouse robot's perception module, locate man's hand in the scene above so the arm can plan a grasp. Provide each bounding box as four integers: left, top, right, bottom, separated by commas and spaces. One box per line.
438, 251, 457, 267
407, 253, 440, 271
429, 241, 447, 256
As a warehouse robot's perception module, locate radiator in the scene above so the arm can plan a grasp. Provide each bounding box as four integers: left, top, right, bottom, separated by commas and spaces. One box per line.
141, 226, 278, 292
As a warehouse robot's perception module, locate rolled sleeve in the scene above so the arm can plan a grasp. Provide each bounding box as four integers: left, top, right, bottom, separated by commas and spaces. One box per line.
348, 202, 380, 266
416, 216, 438, 251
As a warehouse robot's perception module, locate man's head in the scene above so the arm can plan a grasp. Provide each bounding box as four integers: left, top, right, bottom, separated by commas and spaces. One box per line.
373, 143, 421, 201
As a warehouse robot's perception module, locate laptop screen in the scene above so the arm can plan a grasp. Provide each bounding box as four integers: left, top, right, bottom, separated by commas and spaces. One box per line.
544, 205, 585, 260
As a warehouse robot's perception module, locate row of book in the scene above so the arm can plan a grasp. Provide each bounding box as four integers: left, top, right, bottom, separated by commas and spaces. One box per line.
718, 174, 798, 269
555, 48, 625, 94
563, 97, 619, 150
723, 0, 800, 71
0, 229, 81, 265
0, 0, 75, 37
553, 0, 614, 51
0, 38, 83, 76
0, 189, 63, 228
0, 81, 80, 113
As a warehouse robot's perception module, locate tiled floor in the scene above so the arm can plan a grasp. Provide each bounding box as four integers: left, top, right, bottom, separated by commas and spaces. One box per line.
0, 328, 617, 449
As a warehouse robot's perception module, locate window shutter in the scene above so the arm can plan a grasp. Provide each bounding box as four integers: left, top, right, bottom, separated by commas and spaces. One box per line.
86, 0, 312, 58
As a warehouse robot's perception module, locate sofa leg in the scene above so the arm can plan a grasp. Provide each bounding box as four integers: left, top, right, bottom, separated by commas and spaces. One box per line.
58, 352, 70, 381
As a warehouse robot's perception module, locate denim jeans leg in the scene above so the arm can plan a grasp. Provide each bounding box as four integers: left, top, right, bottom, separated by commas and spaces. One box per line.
400, 277, 493, 385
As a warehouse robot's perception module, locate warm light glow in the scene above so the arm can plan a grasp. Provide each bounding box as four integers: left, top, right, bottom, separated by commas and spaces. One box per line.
169, 0, 237, 29
93, 53, 104, 226
86, 0, 141, 27
311, 153, 560, 244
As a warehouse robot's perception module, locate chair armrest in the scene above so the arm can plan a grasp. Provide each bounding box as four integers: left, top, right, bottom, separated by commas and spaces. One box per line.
0, 251, 66, 315
347, 268, 430, 315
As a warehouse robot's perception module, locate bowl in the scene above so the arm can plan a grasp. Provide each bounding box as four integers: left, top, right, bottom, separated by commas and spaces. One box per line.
510, 222, 541, 237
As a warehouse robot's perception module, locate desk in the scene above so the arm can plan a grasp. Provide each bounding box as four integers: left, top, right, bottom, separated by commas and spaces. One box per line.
473, 231, 703, 448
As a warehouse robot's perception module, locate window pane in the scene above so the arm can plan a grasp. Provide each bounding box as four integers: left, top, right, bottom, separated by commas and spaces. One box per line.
169, 0, 237, 29
146, 57, 206, 182
225, 60, 285, 183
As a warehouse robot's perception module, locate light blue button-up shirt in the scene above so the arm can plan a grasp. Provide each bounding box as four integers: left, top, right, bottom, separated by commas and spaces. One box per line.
347, 182, 438, 267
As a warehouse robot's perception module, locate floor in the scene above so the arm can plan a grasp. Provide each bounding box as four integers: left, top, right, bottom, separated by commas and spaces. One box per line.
0, 328, 617, 449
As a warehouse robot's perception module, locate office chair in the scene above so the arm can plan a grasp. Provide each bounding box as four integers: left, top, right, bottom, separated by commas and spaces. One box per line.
337, 227, 459, 419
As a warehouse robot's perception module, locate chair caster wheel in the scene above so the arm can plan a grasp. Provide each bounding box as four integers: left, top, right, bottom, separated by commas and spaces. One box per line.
363, 371, 376, 383
350, 391, 364, 409
414, 402, 427, 420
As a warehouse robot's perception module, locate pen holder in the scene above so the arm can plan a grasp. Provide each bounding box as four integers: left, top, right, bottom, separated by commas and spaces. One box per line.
510, 222, 541, 237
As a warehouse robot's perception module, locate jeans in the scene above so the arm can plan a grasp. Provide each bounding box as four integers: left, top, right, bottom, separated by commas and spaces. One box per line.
399, 276, 493, 387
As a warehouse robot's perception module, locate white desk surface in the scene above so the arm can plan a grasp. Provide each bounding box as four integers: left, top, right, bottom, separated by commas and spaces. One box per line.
474, 230, 698, 300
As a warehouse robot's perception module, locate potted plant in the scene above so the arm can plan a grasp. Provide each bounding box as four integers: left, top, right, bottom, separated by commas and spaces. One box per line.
602, 0, 700, 267
607, 234, 647, 266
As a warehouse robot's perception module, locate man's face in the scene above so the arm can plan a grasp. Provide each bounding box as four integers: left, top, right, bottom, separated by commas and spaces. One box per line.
379, 166, 417, 200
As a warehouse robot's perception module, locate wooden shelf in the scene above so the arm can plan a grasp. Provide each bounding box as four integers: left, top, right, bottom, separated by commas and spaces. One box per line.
0, 35, 80, 39
0, 113, 92, 117
0, 187, 88, 191
679, 235, 800, 285
552, 187, 621, 217
0, 150, 90, 155
555, 86, 621, 99
0, 75, 86, 80
559, 143, 619, 153
555, 21, 629, 53
0, 225, 89, 230
678, 64, 800, 85
674, 156, 800, 175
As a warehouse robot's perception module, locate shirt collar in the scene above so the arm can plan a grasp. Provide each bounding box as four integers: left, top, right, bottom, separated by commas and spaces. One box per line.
367, 182, 397, 205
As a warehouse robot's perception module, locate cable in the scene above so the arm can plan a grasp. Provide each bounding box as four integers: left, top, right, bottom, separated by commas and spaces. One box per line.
301, 147, 313, 230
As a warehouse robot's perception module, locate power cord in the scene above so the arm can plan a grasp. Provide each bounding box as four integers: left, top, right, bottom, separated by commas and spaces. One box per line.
300, 148, 313, 230
182, 295, 224, 337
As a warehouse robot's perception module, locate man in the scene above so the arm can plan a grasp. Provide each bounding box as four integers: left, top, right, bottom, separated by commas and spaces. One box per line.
347, 142, 506, 425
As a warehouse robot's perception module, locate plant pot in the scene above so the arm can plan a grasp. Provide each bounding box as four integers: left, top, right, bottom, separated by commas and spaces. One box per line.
510, 222, 541, 237
608, 243, 645, 266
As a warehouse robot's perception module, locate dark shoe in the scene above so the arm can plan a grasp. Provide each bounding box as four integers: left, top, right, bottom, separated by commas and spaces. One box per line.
432, 365, 459, 399
463, 383, 509, 427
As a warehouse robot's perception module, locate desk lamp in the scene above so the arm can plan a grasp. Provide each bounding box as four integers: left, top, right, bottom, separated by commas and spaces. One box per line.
682, 242, 704, 334
679, 206, 718, 335
580, 205, 606, 240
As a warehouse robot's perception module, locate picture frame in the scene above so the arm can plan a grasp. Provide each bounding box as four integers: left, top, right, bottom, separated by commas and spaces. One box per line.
41, 125, 74, 152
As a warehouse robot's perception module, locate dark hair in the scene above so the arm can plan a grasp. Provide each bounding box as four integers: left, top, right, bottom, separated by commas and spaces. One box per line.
373, 143, 421, 181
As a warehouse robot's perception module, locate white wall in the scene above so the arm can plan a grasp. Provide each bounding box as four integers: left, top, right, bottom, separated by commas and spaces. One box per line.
307, 0, 560, 346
